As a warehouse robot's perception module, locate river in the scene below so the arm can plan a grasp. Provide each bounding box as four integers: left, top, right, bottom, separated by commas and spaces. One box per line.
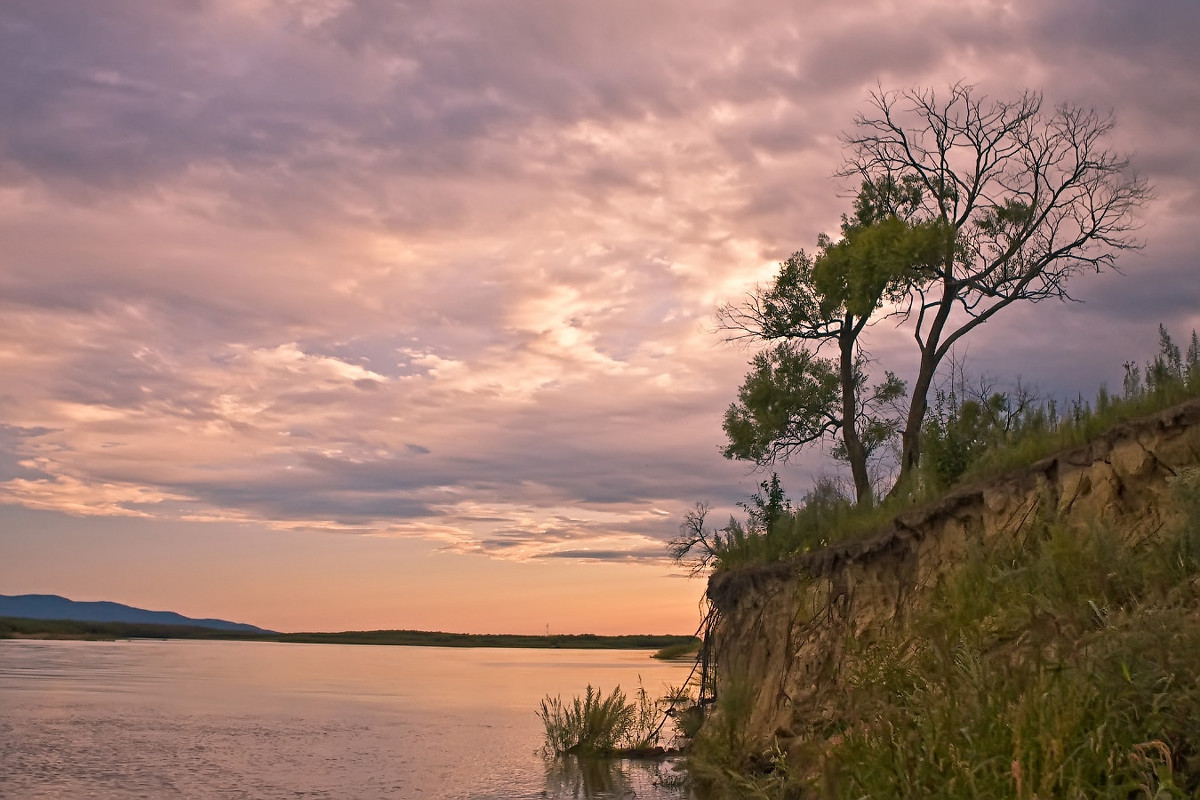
0, 638, 697, 799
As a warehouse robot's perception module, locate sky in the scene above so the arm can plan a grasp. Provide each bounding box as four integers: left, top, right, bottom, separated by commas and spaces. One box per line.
1, 1, 1198, 635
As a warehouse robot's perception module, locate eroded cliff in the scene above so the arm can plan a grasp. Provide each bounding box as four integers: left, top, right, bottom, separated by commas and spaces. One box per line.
703, 397, 1200, 754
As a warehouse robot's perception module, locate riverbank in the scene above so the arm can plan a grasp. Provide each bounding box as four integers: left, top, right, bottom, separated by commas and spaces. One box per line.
689, 397, 1200, 797
0, 616, 698, 651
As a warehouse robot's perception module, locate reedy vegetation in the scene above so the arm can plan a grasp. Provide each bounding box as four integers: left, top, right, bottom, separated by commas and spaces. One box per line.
538, 682, 693, 757
538, 684, 655, 756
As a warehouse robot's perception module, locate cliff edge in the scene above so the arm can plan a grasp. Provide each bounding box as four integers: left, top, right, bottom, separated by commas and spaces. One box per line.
703, 396, 1200, 754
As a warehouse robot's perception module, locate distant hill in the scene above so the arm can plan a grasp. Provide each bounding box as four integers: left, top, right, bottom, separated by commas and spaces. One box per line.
0, 594, 273, 633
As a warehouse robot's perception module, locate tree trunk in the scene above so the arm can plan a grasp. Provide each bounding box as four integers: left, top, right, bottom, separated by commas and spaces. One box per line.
896, 356, 935, 489
892, 283, 955, 497
839, 320, 872, 505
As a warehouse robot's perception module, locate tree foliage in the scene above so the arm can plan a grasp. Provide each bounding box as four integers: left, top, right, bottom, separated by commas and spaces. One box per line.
718, 83, 1150, 502
721, 340, 839, 465
839, 83, 1152, 490
717, 202, 919, 503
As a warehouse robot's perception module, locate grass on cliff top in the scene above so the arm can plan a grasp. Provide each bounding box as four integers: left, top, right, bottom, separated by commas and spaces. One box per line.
689, 468, 1200, 799
689, 326, 1200, 574
826, 468, 1200, 799
945, 328, 1200, 486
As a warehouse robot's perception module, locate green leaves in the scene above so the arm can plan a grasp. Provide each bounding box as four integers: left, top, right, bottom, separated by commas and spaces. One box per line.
718, 180, 954, 501
721, 342, 841, 466
974, 197, 1035, 238
851, 174, 926, 226
814, 214, 952, 318
754, 251, 826, 339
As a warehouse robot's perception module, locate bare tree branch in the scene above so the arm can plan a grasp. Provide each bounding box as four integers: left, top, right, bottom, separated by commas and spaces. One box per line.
837, 84, 1151, 490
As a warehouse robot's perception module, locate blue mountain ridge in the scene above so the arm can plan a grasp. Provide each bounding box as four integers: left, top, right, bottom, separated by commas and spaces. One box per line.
0, 593, 273, 633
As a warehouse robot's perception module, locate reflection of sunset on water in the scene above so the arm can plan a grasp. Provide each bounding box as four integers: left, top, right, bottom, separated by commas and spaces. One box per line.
0, 639, 693, 798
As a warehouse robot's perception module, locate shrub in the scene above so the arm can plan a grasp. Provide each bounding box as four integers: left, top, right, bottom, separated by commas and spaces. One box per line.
538, 683, 660, 756
684, 670, 765, 794
652, 640, 702, 660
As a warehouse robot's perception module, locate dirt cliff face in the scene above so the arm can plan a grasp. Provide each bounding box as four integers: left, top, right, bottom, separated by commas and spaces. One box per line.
704, 397, 1200, 750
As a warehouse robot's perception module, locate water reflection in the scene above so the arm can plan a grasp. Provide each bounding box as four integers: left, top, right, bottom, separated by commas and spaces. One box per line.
542, 755, 692, 799
1, 640, 696, 799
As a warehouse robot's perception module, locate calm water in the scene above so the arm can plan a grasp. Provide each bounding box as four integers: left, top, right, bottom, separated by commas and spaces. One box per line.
0, 639, 696, 799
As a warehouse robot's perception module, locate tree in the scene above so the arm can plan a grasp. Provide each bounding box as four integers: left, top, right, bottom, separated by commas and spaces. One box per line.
667, 502, 722, 577
739, 472, 793, 536
717, 188, 933, 504
839, 83, 1151, 490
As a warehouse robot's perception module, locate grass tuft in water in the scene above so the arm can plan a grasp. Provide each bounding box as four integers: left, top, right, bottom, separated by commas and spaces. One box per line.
538, 683, 662, 757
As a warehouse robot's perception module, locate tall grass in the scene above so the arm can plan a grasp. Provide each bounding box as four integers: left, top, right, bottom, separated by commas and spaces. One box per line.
538, 683, 662, 756
824, 473, 1200, 799
924, 324, 1200, 490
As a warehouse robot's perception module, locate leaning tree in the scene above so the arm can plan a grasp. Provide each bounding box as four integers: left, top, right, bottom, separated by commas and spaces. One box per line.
716, 83, 1150, 502
716, 191, 934, 504
840, 83, 1152, 491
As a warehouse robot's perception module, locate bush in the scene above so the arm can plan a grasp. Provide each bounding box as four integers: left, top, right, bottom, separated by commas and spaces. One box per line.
684, 670, 768, 795
652, 640, 702, 660
934, 325, 1200, 487
538, 683, 660, 756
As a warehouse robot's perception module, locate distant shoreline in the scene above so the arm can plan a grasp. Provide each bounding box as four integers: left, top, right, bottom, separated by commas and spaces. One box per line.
0, 616, 698, 651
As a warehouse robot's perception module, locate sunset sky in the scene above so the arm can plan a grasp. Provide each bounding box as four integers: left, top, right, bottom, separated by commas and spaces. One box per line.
1, 1, 1198, 634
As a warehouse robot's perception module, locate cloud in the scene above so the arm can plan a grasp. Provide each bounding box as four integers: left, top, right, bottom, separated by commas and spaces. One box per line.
532, 549, 670, 564
0, 0, 1195, 561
